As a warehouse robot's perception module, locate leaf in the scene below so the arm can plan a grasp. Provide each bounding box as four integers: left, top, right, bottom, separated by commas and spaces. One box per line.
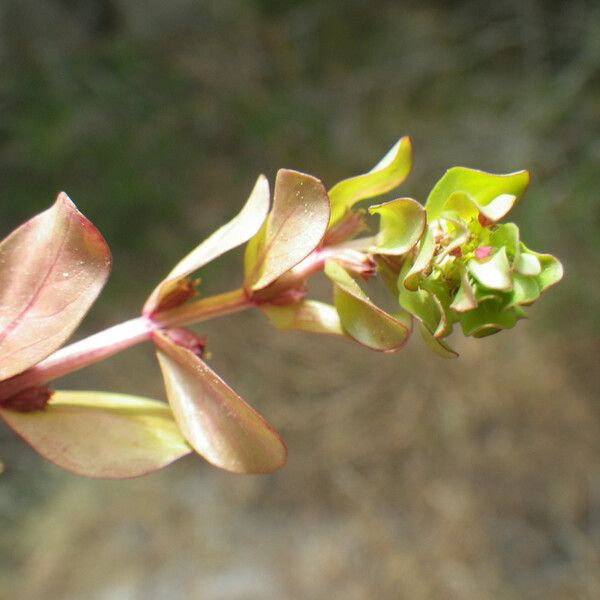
443, 191, 517, 224
426, 167, 530, 222
368, 198, 426, 255
246, 169, 330, 291
0, 193, 111, 381
517, 244, 564, 293
403, 226, 436, 291
144, 175, 270, 314
0, 391, 191, 479
398, 286, 440, 333
324, 260, 411, 352
261, 300, 343, 336
459, 300, 525, 338
450, 267, 478, 313
467, 247, 513, 292
505, 273, 540, 308
490, 223, 520, 266
329, 137, 413, 224
515, 252, 541, 277
417, 322, 458, 358
243, 219, 267, 287
398, 258, 455, 340
422, 279, 457, 338
530, 251, 563, 291
154, 331, 287, 474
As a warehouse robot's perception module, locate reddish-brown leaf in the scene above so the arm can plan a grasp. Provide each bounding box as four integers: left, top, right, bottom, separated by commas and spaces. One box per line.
144, 175, 270, 314
0, 193, 111, 380
154, 331, 287, 474
246, 170, 330, 291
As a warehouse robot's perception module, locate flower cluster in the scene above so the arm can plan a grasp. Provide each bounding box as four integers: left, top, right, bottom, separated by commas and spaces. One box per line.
394, 168, 563, 356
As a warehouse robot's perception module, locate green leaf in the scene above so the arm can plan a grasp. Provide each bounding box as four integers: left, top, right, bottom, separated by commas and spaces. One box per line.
519, 242, 563, 289
402, 225, 436, 291
398, 261, 453, 339
443, 191, 517, 224
506, 273, 540, 308
515, 252, 541, 276
489, 223, 520, 265
368, 198, 426, 255
324, 260, 411, 352
0, 391, 191, 479
154, 331, 287, 474
261, 300, 343, 336
426, 167, 530, 221
0, 193, 111, 381
527, 248, 563, 292
459, 300, 524, 338
467, 247, 513, 291
450, 267, 478, 313
329, 137, 413, 224
417, 322, 458, 358
145, 175, 270, 314
244, 219, 267, 288
473, 284, 502, 304
416, 277, 456, 339
246, 170, 330, 291
399, 286, 440, 333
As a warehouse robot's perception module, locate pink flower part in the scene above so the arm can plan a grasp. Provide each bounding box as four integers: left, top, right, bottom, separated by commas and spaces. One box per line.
474, 246, 493, 260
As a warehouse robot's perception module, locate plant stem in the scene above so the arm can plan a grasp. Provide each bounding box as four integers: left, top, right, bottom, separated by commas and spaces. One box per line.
0, 242, 365, 402
0, 317, 153, 401
0, 288, 252, 402
153, 287, 251, 329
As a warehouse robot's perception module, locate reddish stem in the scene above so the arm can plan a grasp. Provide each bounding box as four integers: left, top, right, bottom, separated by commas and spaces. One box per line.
0, 288, 252, 402
0, 241, 372, 402
0, 317, 153, 401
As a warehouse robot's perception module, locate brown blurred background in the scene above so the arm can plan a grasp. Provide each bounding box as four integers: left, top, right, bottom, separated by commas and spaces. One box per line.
1, 1, 599, 598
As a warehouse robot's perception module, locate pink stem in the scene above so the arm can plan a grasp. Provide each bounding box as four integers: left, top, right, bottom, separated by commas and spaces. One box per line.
0, 317, 153, 401
0, 288, 253, 402
153, 287, 251, 329
0, 241, 368, 402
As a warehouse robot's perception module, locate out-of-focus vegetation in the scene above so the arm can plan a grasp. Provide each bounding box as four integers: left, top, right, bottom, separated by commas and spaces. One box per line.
0, 1, 598, 599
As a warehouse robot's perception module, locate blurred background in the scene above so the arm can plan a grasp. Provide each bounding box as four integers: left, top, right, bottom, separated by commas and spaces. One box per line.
0, 1, 599, 598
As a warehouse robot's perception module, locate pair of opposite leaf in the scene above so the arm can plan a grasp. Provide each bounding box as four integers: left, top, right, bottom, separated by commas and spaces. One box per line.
0, 136, 562, 479
0, 180, 304, 478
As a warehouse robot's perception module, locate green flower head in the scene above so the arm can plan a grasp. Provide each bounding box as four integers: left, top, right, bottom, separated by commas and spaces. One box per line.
397, 167, 563, 356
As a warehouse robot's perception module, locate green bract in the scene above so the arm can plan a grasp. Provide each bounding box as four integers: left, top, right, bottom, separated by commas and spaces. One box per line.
396, 167, 563, 355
